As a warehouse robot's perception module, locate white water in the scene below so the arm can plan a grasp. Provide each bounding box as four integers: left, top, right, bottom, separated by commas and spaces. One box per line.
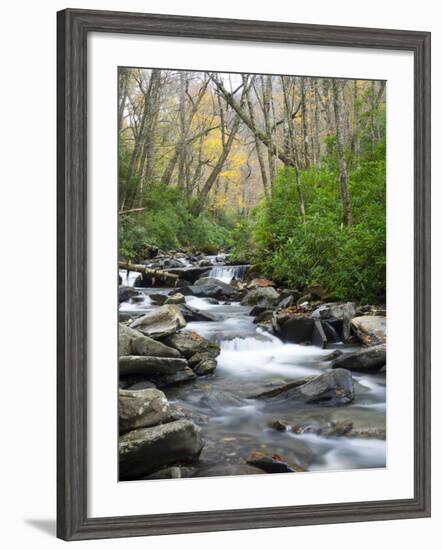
208, 265, 248, 283
119, 269, 139, 287
118, 255, 386, 475
218, 332, 331, 379
296, 433, 387, 470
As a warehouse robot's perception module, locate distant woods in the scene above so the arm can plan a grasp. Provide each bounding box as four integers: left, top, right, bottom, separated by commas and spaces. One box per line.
119, 68, 386, 302
119, 69, 385, 223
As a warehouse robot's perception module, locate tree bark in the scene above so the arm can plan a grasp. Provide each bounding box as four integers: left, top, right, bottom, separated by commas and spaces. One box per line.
332, 79, 352, 227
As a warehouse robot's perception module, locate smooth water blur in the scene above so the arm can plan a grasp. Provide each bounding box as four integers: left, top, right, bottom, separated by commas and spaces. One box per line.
119, 271, 387, 474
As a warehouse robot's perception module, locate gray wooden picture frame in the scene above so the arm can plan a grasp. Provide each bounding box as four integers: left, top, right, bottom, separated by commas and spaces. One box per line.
57, 8, 431, 541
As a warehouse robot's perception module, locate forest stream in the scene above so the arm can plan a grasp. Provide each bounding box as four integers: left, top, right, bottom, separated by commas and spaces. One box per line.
119, 255, 386, 478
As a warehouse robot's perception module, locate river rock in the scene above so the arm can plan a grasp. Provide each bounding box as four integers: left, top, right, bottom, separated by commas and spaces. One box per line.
119, 323, 180, 358
179, 304, 218, 322
241, 287, 280, 307
351, 315, 386, 345
265, 369, 355, 406
118, 286, 141, 304
278, 295, 295, 309
247, 278, 275, 289
312, 302, 356, 321
119, 419, 204, 479
149, 293, 168, 305
253, 309, 274, 324
163, 332, 220, 359
189, 278, 239, 300
131, 335, 181, 358
143, 466, 182, 479
193, 358, 217, 376
130, 305, 186, 338
247, 451, 303, 473
128, 380, 157, 391
196, 464, 265, 477
165, 293, 186, 305
119, 388, 172, 433
119, 355, 195, 385
329, 344, 386, 372
272, 314, 314, 343
267, 419, 288, 431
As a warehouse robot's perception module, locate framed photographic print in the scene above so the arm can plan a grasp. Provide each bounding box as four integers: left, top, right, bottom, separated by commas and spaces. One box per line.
57, 8, 431, 541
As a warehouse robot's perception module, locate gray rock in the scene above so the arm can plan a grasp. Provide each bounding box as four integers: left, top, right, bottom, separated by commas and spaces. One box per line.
128, 380, 157, 391
143, 466, 182, 479
351, 315, 387, 345
119, 355, 192, 377
163, 332, 220, 360
196, 464, 265, 477
311, 302, 356, 321
179, 304, 218, 322
247, 451, 303, 473
119, 388, 172, 433
249, 305, 269, 317
119, 420, 204, 479
278, 295, 294, 309
311, 319, 328, 348
193, 358, 217, 376
253, 309, 274, 324
130, 305, 186, 338
241, 286, 280, 307
119, 323, 180, 358
249, 377, 315, 399
267, 419, 288, 431
119, 333, 133, 356
152, 370, 197, 388
149, 293, 168, 305
188, 278, 239, 300
119, 286, 141, 304
165, 293, 186, 305
272, 315, 314, 343
266, 369, 355, 406
131, 335, 180, 358
329, 344, 386, 372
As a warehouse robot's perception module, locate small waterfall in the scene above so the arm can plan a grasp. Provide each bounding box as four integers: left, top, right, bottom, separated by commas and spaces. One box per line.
208, 265, 249, 283
218, 333, 331, 378
119, 269, 139, 287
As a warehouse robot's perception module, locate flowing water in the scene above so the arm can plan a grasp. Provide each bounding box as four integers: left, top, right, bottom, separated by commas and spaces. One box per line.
119, 265, 386, 475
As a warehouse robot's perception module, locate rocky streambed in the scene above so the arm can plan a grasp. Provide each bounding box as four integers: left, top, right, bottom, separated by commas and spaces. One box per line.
118, 251, 387, 480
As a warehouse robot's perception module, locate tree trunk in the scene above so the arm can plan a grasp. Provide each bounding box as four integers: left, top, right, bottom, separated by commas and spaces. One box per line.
332, 79, 352, 227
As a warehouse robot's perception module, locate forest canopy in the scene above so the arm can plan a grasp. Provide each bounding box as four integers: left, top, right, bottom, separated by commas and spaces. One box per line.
119, 68, 386, 303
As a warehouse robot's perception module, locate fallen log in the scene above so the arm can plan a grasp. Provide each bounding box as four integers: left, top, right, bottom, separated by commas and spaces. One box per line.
118, 261, 179, 285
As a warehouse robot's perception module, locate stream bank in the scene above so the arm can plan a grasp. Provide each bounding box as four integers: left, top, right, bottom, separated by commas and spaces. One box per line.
118, 251, 386, 480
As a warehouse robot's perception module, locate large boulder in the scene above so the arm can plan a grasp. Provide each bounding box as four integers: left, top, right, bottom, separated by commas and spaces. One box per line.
119, 355, 189, 375
312, 302, 356, 341
131, 335, 180, 358
165, 293, 186, 305
272, 314, 314, 344
179, 304, 218, 322
162, 332, 220, 360
329, 344, 386, 372
130, 305, 186, 339
351, 315, 386, 345
311, 302, 356, 321
119, 420, 204, 479
188, 278, 239, 300
118, 323, 180, 358
263, 369, 355, 406
241, 286, 280, 307
119, 388, 172, 433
